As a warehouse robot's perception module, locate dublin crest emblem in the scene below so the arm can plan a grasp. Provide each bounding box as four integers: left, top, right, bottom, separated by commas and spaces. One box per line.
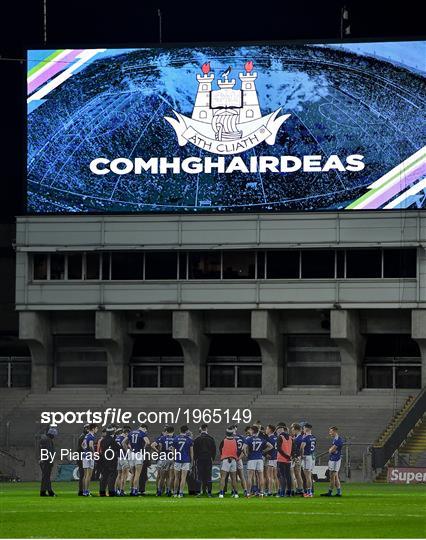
165, 61, 290, 155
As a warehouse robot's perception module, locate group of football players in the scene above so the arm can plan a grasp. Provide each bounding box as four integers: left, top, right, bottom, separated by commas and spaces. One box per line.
77, 421, 344, 498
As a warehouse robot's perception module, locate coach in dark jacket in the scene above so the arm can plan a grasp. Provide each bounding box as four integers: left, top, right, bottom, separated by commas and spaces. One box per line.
39, 427, 58, 496
99, 426, 119, 496
76, 424, 89, 496
193, 424, 216, 496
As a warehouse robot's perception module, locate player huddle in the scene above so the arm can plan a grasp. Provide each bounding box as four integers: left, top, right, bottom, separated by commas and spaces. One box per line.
78, 421, 344, 498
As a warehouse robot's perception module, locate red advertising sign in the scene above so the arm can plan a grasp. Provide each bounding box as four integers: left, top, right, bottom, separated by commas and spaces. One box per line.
387, 467, 426, 484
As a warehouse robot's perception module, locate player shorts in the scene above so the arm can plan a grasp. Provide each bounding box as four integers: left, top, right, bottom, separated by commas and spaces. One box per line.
221, 459, 237, 473
174, 462, 190, 472
247, 459, 264, 471
82, 458, 94, 469
268, 459, 277, 468
302, 455, 314, 471
291, 456, 302, 469
157, 459, 173, 471
236, 458, 244, 471
328, 459, 341, 472
117, 458, 129, 471
128, 451, 143, 468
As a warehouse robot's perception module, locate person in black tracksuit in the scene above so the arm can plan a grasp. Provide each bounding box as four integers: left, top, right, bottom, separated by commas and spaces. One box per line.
193, 424, 216, 496
99, 426, 119, 496
39, 427, 58, 496
76, 424, 89, 496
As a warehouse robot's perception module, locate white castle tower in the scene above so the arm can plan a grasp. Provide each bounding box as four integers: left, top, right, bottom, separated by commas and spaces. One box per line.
191, 63, 214, 123
239, 61, 261, 123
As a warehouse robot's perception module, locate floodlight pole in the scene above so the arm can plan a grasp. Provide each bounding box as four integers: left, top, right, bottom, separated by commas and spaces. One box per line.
43, 0, 47, 45
158, 9, 162, 44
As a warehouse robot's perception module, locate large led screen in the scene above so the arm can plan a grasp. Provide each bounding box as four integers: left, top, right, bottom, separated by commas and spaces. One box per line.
27, 41, 426, 213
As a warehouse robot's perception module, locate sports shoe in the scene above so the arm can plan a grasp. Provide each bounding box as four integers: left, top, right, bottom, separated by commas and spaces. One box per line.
219, 493, 224, 498
334, 493, 342, 497
320, 492, 333, 497
232, 493, 239, 498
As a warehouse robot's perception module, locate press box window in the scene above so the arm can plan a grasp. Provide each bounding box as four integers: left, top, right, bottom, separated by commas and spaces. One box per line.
346, 249, 382, 278
50, 254, 65, 280
267, 251, 300, 279
111, 253, 143, 280
383, 249, 416, 278
67, 254, 83, 279
145, 252, 178, 280
188, 252, 221, 279
33, 254, 48, 280
223, 251, 255, 279
301, 250, 335, 278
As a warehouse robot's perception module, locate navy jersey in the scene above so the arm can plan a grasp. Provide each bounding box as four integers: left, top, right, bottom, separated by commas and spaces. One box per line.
302, 434, 316, 456
173, 435, 193, 463
293, 433, 304, 456
268, 434, 278, 460
245, 435, 268, 460
329, 435, 343, 461
115, 434, 125, 448
235, 435, 246, 457
128, 429, 147, 452
158, 435, 175, 453
82, 432, 95, 459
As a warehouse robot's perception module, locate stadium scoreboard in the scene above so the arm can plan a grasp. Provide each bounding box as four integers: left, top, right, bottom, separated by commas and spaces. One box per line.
27, 40, 426, 213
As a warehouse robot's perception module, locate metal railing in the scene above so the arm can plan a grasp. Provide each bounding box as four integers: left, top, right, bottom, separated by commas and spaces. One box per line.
372, 387, 426, 470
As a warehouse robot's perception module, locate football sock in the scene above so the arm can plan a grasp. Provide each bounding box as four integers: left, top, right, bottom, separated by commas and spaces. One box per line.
337, 488, 341, 495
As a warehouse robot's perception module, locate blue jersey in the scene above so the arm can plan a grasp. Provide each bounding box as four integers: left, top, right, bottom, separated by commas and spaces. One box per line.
329, 435, 343, 461
128, 429, 147, 452
235, 435, 246, 457
115, 434, 125, 448
82, 432, 95, 459
293, 433, 304, 456
173, 435, 193, 463
268, 434, 278, 460
158, 435, 175, 453
302, 434, 316, 456
245, 435, 268, 460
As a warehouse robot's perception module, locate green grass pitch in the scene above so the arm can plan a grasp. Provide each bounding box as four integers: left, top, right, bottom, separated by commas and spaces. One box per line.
1, 482, 425, 538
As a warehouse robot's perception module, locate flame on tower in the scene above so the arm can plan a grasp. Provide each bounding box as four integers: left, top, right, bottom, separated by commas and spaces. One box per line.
201, 62, 210, 74
245, 60, 254, 73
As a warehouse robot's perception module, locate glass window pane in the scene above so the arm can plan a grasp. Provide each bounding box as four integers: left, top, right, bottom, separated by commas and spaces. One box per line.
267, 251, 299, 279
396, 366, 421, 389
257, 252, 265, 279
383, 249, 416, 278
209, 365, 234, 387
223, 252, 255, 279
178, 253, 187, 279
346, 250, 381, 278
0, 363, 9, 387
11, 363, 31, 387
86, 253, 100, 280
101, 253, 110, 280
50, 254, 65, 280
56, 366, 107, 385
33, 254, 48, 280
145, 252, 178, 280
160, 366, 183, 387
67, 254, 82, 279
301, 250, 335, 278
111, 253, 142, 280
132, 366, 158, 387
336, 250, 345, 278
365, 366, 393, 388
237, 365, 261, 387
287, 366, 340, 385
188, 252, 221, 279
